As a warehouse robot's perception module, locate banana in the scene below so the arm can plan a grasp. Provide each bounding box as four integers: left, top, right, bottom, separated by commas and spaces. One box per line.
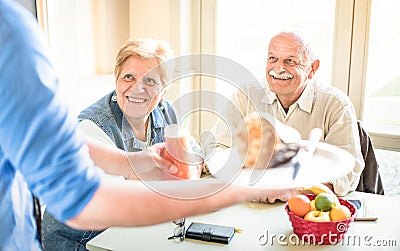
297, 184, 340, 207
297, 183, 332, 195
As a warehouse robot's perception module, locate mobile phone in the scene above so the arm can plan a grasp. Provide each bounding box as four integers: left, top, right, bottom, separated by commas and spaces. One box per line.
348, 199, 378, 221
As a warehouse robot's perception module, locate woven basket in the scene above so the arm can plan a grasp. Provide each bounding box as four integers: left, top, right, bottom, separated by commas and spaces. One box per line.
285, 194, 356, 245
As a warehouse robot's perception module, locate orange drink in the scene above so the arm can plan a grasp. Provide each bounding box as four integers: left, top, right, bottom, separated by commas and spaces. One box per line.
162, 124, 203, 179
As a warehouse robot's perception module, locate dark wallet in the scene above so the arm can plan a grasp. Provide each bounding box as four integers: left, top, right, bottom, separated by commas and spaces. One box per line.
185, 222, 235, 244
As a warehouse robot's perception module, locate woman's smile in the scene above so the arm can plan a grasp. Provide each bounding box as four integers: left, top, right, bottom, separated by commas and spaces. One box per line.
127, 96, 147, 103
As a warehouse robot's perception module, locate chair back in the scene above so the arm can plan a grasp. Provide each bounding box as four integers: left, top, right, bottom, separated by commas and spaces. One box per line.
356, 120, 384, 195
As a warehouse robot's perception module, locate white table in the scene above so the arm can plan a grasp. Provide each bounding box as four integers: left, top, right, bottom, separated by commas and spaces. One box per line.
87, 192, 400, 250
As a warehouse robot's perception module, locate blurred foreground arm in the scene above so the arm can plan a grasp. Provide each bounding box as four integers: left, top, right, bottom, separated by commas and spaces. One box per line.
86, 138, 178, 180
67, 178, 294, 229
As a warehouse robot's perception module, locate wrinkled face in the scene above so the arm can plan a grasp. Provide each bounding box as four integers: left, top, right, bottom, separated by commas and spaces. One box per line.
116, 56, 164, 120
266, 34, 314, 99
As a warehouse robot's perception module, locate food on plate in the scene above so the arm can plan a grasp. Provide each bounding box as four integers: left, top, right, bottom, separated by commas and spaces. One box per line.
236, 114, 279, 168
235, 113, 300, 169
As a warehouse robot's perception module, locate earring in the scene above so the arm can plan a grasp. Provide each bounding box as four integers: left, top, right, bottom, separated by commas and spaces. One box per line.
308, 71, 314, 79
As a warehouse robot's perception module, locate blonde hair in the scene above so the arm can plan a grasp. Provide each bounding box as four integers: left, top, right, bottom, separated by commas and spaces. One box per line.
114, 39, 175, 85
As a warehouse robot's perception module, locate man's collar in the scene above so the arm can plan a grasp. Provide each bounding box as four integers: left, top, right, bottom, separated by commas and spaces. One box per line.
261, 78, 277, 105
261, 79, 315, 113
296, 80, 314, 113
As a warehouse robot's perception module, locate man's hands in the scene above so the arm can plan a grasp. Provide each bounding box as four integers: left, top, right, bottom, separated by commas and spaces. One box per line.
252, 183, 335, 204
252, 189, 295, 203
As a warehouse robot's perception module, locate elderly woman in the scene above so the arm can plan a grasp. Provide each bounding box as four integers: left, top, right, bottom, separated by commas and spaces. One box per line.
80, 38, 177, 158
42, 39, 178, 251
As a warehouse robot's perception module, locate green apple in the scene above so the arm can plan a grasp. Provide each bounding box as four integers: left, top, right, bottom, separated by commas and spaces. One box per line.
304, 210, 331, 222
315, 193, 335, 212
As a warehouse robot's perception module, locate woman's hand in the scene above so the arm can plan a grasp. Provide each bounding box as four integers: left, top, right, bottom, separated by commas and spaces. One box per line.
126, 143, 178, 180
146, 143, 179, 175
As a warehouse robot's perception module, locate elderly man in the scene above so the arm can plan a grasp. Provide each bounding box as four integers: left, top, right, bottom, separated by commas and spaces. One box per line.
206, 31, 364, 200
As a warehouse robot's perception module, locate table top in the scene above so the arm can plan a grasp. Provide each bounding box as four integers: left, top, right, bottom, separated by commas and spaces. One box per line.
87, 192, 400, 251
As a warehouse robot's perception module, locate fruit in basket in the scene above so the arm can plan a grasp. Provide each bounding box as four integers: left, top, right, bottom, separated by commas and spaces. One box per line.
304, 210, 331, 222
310, 200, 317, 211
291, 184, 354, 224
298, 184, 340, 207
315, 193, 335, 212
297, 183, 332, 195
330, 205, 351, 221
286, 195, 356, 245
288, 195, 311, 217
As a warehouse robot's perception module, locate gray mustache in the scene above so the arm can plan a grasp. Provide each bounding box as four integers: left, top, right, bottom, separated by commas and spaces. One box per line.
268, 70, 294, 80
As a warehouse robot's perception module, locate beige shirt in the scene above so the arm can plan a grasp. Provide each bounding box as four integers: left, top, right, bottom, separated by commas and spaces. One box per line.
206, 80, 364, 196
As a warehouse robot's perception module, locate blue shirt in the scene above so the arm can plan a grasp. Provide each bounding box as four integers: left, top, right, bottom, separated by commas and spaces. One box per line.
0, 1, 102, 249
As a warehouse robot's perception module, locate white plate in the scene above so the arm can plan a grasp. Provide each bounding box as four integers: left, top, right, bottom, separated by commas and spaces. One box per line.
141, 142, 354, 199
208, 141, 354, 190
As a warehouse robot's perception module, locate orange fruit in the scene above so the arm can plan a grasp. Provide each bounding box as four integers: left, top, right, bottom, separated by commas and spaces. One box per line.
288, 195, 311, 217
330, 205, 351, 221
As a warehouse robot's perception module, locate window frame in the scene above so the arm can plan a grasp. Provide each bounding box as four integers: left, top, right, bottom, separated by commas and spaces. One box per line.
349, 0, 400, 151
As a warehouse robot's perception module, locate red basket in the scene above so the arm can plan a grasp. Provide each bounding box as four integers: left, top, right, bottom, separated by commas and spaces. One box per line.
285, 194, 356, 245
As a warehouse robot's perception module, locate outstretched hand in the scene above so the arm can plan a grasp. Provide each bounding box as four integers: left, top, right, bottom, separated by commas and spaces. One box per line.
125, 143, 179, 180
147, 143, 179, 174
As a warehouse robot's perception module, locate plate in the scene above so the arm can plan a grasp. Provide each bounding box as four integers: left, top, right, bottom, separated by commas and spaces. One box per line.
141, 142, 354, 199
207, 141, 354, 190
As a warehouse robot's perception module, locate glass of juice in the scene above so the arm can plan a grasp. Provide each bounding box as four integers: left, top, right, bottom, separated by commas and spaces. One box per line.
162, 124, 203, 179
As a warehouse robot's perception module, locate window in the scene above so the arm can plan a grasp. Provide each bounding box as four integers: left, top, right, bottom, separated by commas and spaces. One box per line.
199, 0, 337, 134
349, 0, 400, 151
39, 0, 126, 116
212, 0, 336, 84
362, 0, 400, 148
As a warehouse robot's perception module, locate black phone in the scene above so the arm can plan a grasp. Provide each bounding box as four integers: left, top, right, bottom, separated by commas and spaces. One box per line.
348, 199, 377, 221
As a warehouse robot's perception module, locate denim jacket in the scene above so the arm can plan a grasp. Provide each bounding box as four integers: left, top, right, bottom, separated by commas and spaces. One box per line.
78, 91, 178, 151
